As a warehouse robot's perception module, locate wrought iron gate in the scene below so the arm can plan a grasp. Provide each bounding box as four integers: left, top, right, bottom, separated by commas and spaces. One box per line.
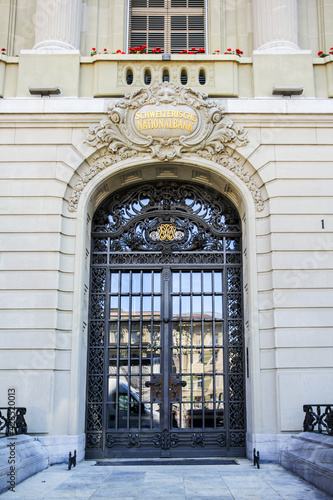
86, 181, 245, 458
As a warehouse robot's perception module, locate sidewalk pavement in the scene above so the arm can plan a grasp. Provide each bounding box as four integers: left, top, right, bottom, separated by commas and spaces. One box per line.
1, 458, 331, 500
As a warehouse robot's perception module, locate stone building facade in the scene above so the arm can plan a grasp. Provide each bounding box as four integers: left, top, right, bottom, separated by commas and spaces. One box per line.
0, 0, 332, 467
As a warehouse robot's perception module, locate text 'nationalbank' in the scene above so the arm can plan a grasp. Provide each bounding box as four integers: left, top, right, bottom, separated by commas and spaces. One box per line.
135, 109, 197, 132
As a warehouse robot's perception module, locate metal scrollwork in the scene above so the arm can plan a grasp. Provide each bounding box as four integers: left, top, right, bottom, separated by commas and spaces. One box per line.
303, 405, 333, 435
217, 433, 226, 447
191, 433, 205, 447
153, 429, 179, 450
127, 433, 141, 448
91, 181, 241, 255
106, 434, 115, 447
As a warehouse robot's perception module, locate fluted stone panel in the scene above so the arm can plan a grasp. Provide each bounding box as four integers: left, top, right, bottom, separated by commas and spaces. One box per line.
33, 0, 82, 52
252, 0, 300, 53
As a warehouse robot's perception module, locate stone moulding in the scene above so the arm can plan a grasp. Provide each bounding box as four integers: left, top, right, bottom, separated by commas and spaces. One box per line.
68, 82, 264, 212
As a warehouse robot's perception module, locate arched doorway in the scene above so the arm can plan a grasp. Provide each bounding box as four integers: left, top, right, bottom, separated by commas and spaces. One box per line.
85, 180, 245, 458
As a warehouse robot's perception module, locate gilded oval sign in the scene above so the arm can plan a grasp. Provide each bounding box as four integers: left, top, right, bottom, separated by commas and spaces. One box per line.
134, 104, 199, 138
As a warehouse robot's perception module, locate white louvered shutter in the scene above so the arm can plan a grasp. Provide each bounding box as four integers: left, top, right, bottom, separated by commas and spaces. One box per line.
129, 0, 205, 53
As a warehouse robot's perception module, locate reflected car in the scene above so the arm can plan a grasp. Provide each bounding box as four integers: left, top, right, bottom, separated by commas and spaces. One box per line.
107, 379, 159, 429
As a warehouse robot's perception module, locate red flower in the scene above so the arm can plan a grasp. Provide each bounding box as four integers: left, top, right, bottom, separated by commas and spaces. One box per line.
215, 50, 220, 53
116, 49, 122, 53
121, 52, 125, 54
227, 48, 231, 51
92, 48, 96, 51
318, 51, 323, 55
104, 48, 107, 51
1, 48, 5, 51
188, 51, 194, 54
191, 47, 196, 51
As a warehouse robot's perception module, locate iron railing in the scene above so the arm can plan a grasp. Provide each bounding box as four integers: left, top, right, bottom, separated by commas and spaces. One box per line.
303, 405, 333, 435
0, 408, 27, 436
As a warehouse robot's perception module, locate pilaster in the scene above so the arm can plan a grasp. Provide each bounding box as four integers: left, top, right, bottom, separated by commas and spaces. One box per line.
252, 0, 300, 53
33, 0, 82, 52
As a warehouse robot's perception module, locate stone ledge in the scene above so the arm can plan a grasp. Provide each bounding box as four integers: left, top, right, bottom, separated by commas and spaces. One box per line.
280, 432, 333, 497
0, 435, 48, 494
36, 433, 85, 464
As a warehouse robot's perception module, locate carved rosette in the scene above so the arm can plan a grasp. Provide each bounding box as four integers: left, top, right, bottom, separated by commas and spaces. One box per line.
68, 82, 264, 212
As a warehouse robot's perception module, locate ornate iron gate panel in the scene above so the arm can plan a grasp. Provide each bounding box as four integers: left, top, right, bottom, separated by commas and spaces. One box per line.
86, 181, 245, 458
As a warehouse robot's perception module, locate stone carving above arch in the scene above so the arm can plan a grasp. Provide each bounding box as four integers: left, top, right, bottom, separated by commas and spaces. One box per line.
68, 83, 264, 212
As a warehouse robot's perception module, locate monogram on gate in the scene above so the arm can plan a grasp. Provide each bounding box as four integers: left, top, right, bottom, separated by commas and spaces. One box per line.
150, 224, 184, 242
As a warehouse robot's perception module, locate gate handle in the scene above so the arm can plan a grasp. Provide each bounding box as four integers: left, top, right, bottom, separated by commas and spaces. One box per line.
145, 380, 161, 388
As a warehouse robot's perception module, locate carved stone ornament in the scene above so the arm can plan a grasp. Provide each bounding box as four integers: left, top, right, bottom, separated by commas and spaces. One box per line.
68, 83, 264, 212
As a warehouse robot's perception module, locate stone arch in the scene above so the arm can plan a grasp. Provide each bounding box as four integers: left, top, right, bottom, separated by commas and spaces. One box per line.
65, 154, 265, 458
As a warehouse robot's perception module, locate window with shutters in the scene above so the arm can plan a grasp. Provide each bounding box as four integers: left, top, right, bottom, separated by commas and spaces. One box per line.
129, 0, 206, 54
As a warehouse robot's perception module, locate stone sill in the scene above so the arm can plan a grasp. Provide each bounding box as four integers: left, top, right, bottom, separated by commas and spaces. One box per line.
313, 55, 333, 64
83, 54, 252, 63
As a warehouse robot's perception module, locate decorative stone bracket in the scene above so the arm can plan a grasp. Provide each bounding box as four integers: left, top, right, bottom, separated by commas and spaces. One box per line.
68, 82, 264, 212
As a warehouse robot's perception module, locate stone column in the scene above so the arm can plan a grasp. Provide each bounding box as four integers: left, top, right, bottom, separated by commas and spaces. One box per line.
33, 0, 82, 52
252, 0, 300, 53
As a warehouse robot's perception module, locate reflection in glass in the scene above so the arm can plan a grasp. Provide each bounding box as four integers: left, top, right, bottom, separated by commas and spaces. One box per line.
181, 322, 191, 348
132, 272, 141, 293
182, 375, 192, 400
120, 323, 129, 344
172, 323, 180, 346
142, 296, 151, 320
152, 403, 160, 428
182, 402, 192, 428
171, 403, 180, 428
141, 376, 150, 402
182, 272, 191, 293
154, 272, 161, 293
110, 296, 118, 319
192, 295, 201, 319
172, 272, 180, 293
131, 322, 140, 345
203, 322, 213, 346
130, 363, 139, 375
192, 403, 203, 428
109, 348, 117, 359
181, 296, 190, 319
107, 376, 117, 402
109, 359, 117, 374
192, 272, 201, 292
203, 348, 213, 373
204, 375, 214, 400
131, 296, 140, 319
121, 272, 130, 293
192, 323, 201, 346
119, 348, 128, 358
143, 273, 152, 293
109, 322, 118, 344
110, 272, 119, 293
172, 296, 180, 319
120, 296, 130, 319
142, 323, 150, 344
172, 347, 180, 373
152, 348, 161, 373
203, 296, 212, 320
152, 323, 161, 346
153, 296, 160, 320
214, 272, 222, 293
215, 322, 223, 345
214, 295, 223, 319
203, 272, 212, 293
215, 348, 224, 372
